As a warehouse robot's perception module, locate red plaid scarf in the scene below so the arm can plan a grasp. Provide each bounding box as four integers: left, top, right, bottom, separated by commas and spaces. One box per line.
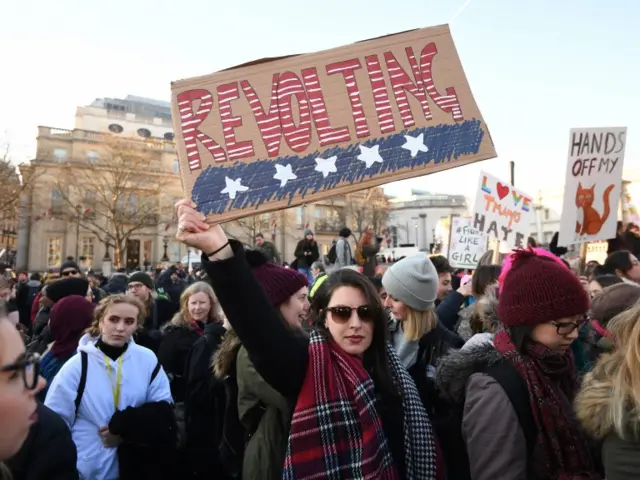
283, 330, 437, 479
493, 329, 600, 480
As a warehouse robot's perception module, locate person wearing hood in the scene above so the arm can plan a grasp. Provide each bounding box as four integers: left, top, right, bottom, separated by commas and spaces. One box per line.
575, 302, 640, 479
213, 249, 309, 479
456, 265, 502, 342
293, 229, 319, 284
30, 278, 91, 355
103, 269, 129, 295
435, 248, 601, 480
38, 295, 94, 401
44, 295, 174, 480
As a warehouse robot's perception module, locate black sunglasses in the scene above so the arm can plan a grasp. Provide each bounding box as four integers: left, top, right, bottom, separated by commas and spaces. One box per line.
326, 305, 374, 323
0, 353, 41, 390
61, 270, 78, 277
551, 318, 587, 336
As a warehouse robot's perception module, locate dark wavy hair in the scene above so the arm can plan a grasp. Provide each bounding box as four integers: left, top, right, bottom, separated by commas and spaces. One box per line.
309, 269, 399, 399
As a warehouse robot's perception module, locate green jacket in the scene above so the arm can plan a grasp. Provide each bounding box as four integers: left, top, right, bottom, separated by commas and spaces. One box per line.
237, 346, 292, 480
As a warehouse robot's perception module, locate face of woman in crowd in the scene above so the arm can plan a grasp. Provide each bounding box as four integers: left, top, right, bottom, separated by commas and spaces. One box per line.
588, 280, 603, 299
384, 295, 407, 321
624, 254, 640, 283
325, 286, 374, 356
0, 320, 45, 460
531, 315, 583, 353
188, 292, 211, 322
99, 303, 139, 347
279, 287, 310, 330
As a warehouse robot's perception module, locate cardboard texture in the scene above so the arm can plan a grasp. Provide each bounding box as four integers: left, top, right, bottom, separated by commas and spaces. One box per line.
171, 24, 496, 222
558, 127, 627, 247
472, 171, 534, 250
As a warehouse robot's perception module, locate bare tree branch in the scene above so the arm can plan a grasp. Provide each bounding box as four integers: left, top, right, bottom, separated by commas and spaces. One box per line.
328, 189, 390, 242
51, 136, 171, 267
0, 140, 40, 223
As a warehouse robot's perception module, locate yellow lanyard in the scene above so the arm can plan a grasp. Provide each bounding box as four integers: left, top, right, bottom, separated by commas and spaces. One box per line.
104, 355, 123, 410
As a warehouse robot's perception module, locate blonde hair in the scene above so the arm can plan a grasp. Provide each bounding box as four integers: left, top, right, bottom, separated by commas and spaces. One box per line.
167, 282, 223, 329
85, 294, 147, 337
402, 307, 437, 342
576, 304, 640, 440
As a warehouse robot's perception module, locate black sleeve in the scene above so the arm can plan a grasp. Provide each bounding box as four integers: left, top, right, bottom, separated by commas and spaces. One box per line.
109, 401, 177, 447
202, 240, 308, 399
294, 240, 304, 260
311, 244, 320, 263
17, 403, 79, 480
435, 291, 466, 331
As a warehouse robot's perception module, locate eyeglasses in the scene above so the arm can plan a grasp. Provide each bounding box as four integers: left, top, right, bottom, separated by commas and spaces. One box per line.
0, 353, 41, 390
127, 283, 145, 290
326, 305, 374, 323
61, 270, 78, 277
551, 318, 587, 336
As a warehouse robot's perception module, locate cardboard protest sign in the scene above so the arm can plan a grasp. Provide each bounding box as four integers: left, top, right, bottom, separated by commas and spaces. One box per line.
171, 25, 496, 222
448, 217, 487, 269
472, 171, 534, 250
558, 127, 627, 247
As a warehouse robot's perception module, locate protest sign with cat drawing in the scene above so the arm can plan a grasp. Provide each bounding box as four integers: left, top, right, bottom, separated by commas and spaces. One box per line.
558, 127, 627, 247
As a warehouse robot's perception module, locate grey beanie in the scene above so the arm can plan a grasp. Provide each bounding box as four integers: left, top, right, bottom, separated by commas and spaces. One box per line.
382, 253, 438, 311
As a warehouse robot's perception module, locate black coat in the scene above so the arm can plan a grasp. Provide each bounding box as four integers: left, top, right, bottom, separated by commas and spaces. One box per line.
108, 401, 179, 480
294, 240, 319, 269
7, 403, 78, 480
183, 322, 228, 479
157, 324, 201, 402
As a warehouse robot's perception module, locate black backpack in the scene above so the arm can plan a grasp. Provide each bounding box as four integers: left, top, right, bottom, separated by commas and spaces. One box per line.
218, 365, 266, 478
326, 244, 337, 264
435, 362, 537, 480
74, 351, 161, 416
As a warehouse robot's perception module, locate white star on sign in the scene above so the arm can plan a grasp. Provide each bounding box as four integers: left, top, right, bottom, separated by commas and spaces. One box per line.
273, 163, 297, 187
314, 155, 337, 178
402, 133, 429, 158
357, 144, 384, 168
220, 176, 249, 200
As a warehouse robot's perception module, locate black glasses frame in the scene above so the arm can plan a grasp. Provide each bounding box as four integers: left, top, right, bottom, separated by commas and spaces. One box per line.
0, 353, 41, 390
551, 318, 587, 336
61, 270, 78, 277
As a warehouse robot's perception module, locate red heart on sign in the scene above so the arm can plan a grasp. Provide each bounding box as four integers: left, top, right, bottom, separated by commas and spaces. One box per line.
496, 182, 510, 200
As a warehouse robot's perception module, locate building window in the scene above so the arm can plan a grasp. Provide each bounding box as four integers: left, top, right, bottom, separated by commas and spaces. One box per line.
53, 148, 68, 162
137, 128, 151, 138
296, 207, 304, 228
544, 208, 550, 221
164, 132, 175, 141
108, 124, 123, 134
80, 237, 94, 267
47, 237, 63, 267
172, 159, 180, 173
169, 242, 181, 263
390, 226, 398, 248
51, 188, 64, 211
87, 150, 99, 163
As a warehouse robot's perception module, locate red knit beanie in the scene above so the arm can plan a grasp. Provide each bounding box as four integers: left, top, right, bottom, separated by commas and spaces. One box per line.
498, 249, 589, 326
246, 250, 308, 307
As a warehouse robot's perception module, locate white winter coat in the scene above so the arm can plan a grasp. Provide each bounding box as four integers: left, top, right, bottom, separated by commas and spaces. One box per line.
45, 334, 172, 480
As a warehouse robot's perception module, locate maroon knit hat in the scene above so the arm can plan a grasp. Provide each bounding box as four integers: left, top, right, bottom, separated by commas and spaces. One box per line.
498, 249, 589, 326
246, 250, 308, 307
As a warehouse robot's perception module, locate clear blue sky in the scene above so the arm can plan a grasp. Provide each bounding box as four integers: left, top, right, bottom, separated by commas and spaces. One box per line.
1, 0, 638, 199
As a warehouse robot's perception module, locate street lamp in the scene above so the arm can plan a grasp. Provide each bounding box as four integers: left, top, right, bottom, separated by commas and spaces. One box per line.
102, 241, 112, 277
161, 236, 170, 267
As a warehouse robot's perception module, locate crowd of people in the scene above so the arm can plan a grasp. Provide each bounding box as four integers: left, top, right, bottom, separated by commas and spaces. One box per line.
0, 201, 639, 479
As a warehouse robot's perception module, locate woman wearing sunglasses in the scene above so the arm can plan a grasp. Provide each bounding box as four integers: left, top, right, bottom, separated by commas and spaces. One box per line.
176, 200, 437, 479
436, 248, 602, 480
0, 314, 45, 478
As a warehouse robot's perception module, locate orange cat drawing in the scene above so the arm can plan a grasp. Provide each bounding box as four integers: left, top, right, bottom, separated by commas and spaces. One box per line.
575, 183, 615, 236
